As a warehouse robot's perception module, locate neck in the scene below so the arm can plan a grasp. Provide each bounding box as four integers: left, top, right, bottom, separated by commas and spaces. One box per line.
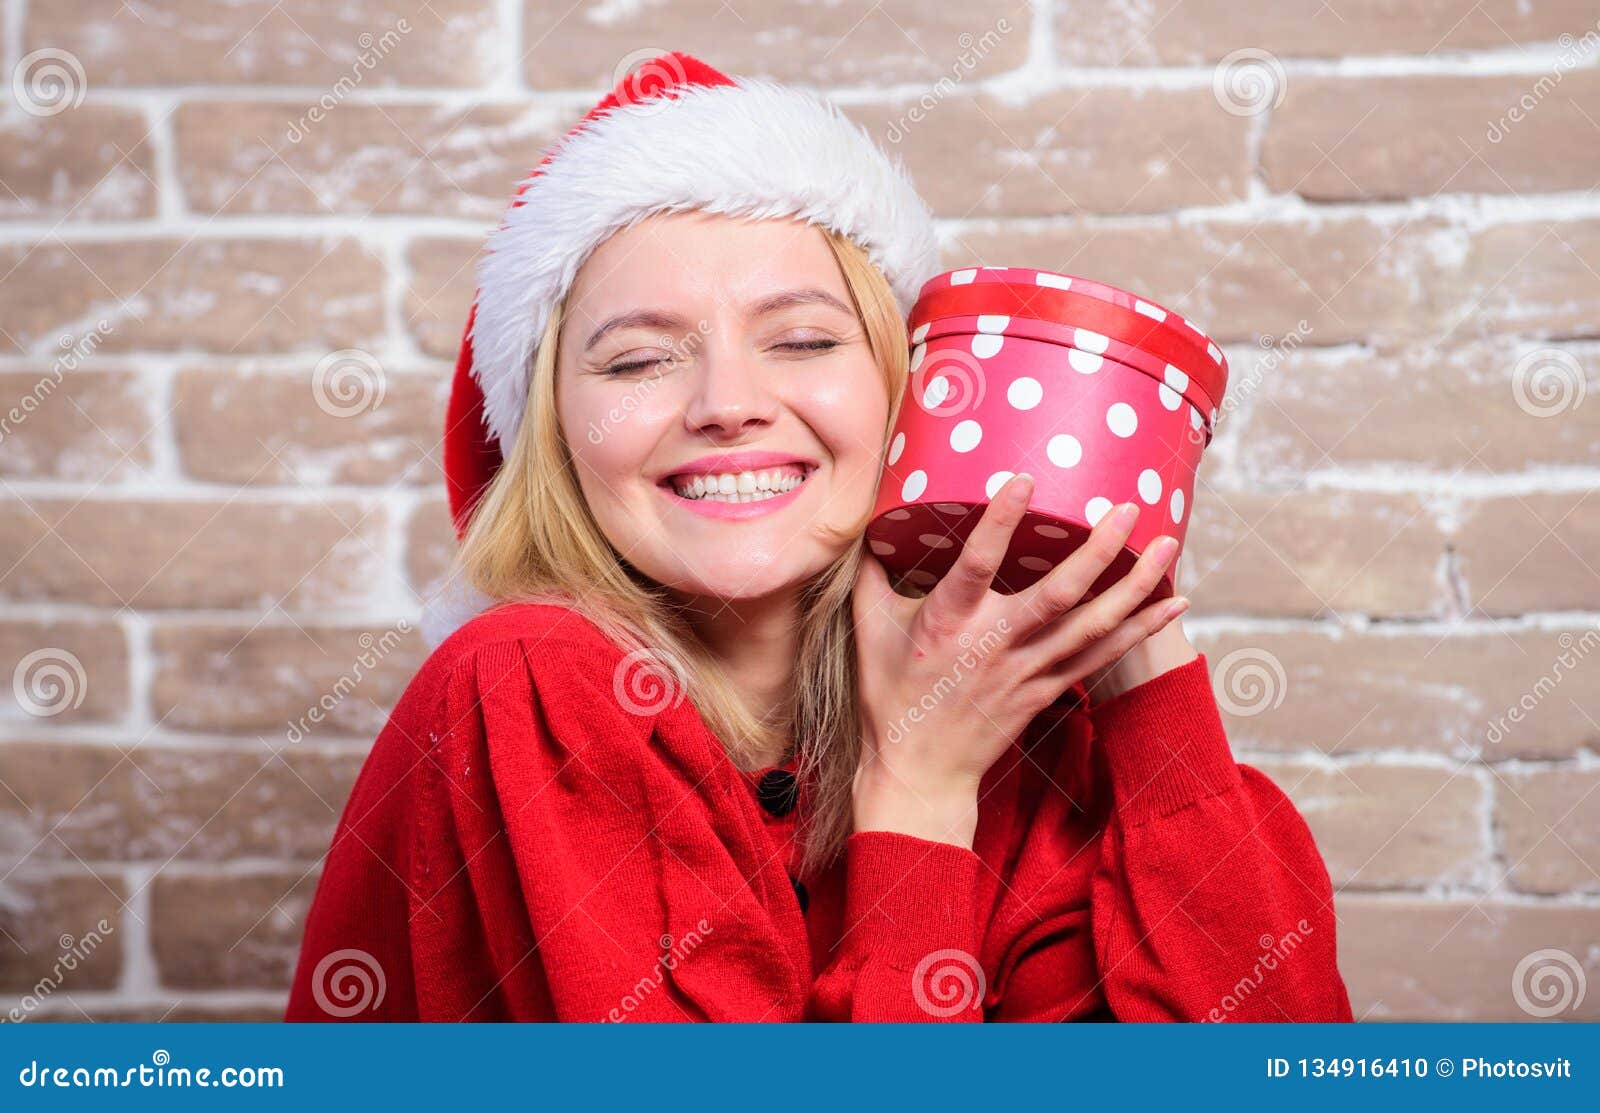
679, 588, 805, 766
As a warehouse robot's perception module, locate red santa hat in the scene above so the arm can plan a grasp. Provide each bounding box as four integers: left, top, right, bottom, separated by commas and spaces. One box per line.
425, 51, 939, 645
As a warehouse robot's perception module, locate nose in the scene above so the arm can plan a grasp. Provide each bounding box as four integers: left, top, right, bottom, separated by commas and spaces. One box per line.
681, 343, 778, 440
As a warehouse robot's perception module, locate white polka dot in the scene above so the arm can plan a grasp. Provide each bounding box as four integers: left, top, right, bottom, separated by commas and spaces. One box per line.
1046, 434, 1082, 468
1170, 488, 1185, 523
985, 471, 1015, 499
1019, 556, 1053, 573
910, 343, 926, 372
1207, 342, 1222, 364
1106, 402, 1138, 438
887, 431, 906, 464
976, 314, 1009, 334
934, 503, 966, 515
950, 420, 982, 453
1073, 327, 1109, 354
922, 376, 950, 409
1034, 271, 1072, 290
1211, 406, 1219, 424
1034, 524, 1070, 539
918, 533, 955, 550
950, 269, 977, 285
1007, 376, 1043, 410
1085, 497, 1113, 526
902, 470, 927, 501
1135, 299, 1166, 321
1159, 384, 1182, 410
869, 540, 896, 556
911, 322, 930, 343
1163, 364, 1189, 392
1138, 469, 1162, 504
1189, 405, 1203, 430
885, 508, 911, 521
972, 333, 1004, 359
1068, 349, 1103, 374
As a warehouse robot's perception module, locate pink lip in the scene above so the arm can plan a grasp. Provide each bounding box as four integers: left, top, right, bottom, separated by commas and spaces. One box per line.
657, 451, 819, 521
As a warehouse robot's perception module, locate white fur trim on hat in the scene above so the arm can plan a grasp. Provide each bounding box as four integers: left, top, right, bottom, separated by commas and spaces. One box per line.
468, 77, 940, 451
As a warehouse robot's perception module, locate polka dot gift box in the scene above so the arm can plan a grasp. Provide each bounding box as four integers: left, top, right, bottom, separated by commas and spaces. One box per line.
867, 266, 1229, 602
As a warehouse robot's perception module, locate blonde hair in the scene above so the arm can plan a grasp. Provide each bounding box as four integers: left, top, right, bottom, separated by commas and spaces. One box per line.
452, 224, 909, 876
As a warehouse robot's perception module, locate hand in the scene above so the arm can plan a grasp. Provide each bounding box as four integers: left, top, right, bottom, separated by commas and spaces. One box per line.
850, 473, 1190, 848
1083, 546, 1199, 706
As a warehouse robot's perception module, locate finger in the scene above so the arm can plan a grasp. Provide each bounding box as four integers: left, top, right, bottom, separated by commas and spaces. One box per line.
852, 545, 896, 622
925, 472, 1033, 621
1033, 534, 1181, 662
1010, 500, 1142, 637
1045, 593, 1189, 692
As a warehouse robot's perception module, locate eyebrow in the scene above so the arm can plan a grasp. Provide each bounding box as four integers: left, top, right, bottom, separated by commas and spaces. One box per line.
581, 287, 856, 353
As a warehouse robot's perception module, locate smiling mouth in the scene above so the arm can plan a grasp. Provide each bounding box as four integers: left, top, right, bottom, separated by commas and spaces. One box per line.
664, 464, 816, 504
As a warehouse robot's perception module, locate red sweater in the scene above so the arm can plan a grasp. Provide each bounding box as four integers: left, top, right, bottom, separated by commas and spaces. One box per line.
285, 602, 1353, 1022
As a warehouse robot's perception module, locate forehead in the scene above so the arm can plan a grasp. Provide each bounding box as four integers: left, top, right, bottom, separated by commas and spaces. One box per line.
563, 211, 847, 324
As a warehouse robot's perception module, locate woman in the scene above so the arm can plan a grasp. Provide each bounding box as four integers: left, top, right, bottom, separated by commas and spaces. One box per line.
286, 52, 1353, 1023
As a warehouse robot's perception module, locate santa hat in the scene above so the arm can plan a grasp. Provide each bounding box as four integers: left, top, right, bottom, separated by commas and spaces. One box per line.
423, 51, 940, 646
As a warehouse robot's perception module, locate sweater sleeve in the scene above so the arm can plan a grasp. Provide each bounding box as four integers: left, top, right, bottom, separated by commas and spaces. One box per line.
293, 627, 994, 1022
1085, 652, 1355, 1022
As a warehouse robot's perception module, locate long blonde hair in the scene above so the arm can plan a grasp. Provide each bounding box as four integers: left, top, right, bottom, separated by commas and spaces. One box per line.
452, 224, 909, 876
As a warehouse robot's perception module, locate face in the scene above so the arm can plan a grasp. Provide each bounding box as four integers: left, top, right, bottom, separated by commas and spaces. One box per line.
554, 210, 890, 606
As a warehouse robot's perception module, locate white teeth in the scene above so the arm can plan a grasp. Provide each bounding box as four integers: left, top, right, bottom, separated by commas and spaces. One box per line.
671, 467, 809, 502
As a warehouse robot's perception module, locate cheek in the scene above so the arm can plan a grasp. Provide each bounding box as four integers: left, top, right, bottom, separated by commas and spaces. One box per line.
791, 363, 890, 463
558, 377, 680, 485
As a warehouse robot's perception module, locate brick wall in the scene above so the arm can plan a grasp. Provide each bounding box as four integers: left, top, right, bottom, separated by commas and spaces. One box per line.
2, 0, 1597, 1022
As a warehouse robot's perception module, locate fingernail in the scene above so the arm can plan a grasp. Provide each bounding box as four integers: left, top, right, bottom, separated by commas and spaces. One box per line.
1165, 596, 1190, 620
1114, 502, 1140, 529
1152, 536, 1180, 567
1010, 473, 1034, 501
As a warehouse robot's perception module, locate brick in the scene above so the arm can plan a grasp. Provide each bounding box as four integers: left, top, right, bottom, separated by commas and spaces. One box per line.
0, 239, 384, 357
1230, 341, 1600, 477
0, 741, 363, 864
953, 214, 1448, 346
1255, 760, 1486, 888
1265, 74, 1600, 201
174, 368, 446, 486
176, 102, 567, 219
1495, 768, 1600, 896
150, 622, 423, 736
1193, 626, 1600, 760
1335, 895, 1600, 1021
404, 236, 480, 359
0, 873, 124, 996
1, 619, 129, 725
847, 87, 1250, 217
0, 498, 390, 611
522, 0, 1030, 89
28, 1, 498, 87
151, 870, 317, 990
28, 1000, 288, 1022
1456, 493, 1600, 616
1182, 488, 1446, 618
1054, 1, 1598, 64
405, 495, 456, 595
0, 105, 156, 221
1438, 219, 1600, 340
0, 369, 154, 481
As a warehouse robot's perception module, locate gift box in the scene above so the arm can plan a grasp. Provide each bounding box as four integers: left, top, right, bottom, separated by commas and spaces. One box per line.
866, 266, 1229, 602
